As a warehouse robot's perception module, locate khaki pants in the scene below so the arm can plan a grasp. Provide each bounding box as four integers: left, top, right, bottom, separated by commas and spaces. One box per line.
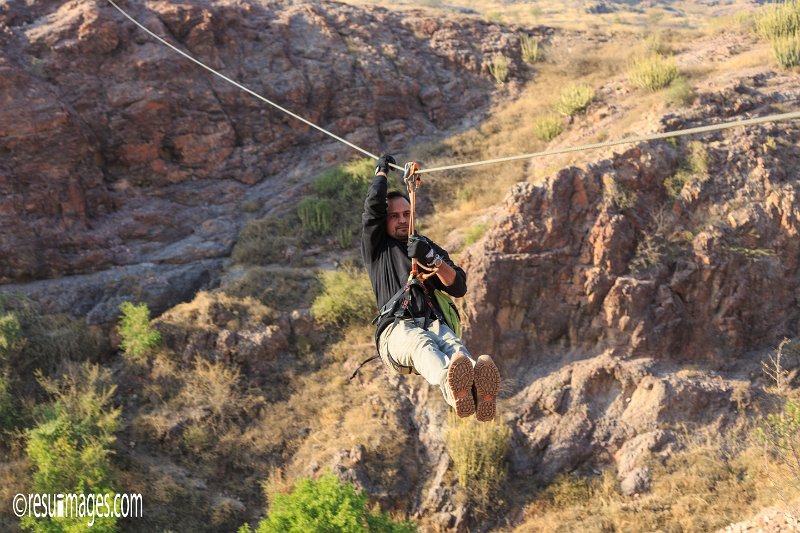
378, 318, 475, 408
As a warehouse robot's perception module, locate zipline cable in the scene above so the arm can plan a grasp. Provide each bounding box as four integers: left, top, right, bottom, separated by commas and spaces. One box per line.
107, 0, 800, 176
416, 110, 800, 173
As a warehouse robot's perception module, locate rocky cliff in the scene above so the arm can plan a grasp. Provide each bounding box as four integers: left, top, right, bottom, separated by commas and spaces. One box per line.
0, 0, 539, 320
462, 71, 800, 362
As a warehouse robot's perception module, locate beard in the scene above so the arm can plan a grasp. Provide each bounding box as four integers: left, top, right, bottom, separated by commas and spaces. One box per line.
393, 226, 409, 240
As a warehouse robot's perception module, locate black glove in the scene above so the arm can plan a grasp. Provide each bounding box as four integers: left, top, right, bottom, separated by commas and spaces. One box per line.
408, 234, 436, 265
375, 155, 396, 175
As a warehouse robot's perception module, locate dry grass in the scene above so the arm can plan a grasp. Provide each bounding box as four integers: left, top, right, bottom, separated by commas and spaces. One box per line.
504, 424, 794, 533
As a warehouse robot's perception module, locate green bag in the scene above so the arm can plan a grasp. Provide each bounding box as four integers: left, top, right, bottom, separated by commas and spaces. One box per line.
433, 289, 462, 338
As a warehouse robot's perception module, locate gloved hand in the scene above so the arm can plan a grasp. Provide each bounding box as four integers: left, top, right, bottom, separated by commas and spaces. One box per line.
407, 234, 436, 265
375, 155, 396, 175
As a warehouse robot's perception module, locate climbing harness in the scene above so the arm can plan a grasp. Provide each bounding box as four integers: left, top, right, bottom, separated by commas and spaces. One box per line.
105, 0, 800, 176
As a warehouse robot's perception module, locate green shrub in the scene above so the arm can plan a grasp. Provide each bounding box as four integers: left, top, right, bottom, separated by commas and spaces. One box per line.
22, 363, 119, 532
643, 33, 669, 55
756, 0, 800, 41
0, 371, 15, 433
0, 296, 103, 377
298, 159, 373, 240
297, 197, 335, 234
666, 76, 696, 106
664, 169, 692, 200
445, 412, 511, 508
231, 215, 297, 265
118, 301, 161, 361
0, 311, 23, 352
772, 31, 800, 67
554, 84, 595, 116
520, 35, 542, 63
311, 268, 375, 328
488, 54, 510, 84
754, 397, 800, 483
533, 115, 563, 142
240, 471, 416, 533
628, 54, 679, 91
464, 223, 489, 247
687, 141, 709, 175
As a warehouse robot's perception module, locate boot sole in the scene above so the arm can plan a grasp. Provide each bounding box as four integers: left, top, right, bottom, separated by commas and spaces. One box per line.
474, 355, 500, 422
448, 355, 475, 418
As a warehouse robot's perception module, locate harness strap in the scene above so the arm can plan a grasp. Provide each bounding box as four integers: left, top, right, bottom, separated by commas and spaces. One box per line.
349, 354, 380, 380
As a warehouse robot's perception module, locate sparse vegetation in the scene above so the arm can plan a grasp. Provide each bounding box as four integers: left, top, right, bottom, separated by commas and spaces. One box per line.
756, 0, 800, 41
311, 268, 375, 327
23, 363, 119, 532
231, 215, 298, 265
0, 296, 104, 379
118, 301, 161, 362
446, 412, 511, 509
755, 0, 800, 68
488, 54, 510, 83
666, 76, 696, 106
297, 196, 335, 233
533, 115, 563, 142
602, 175, 638, 210
628, 54, 679, 91
772, 32, 800, 68
240, 471, 416, 533
512, 425, 787, 532
519, 34, 542, 63
299, 159, 373, 243
554, 84, 594, 116
463, 222, 489, 247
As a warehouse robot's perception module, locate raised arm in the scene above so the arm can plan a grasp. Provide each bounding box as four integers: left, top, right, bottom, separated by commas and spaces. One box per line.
361, 156, 395, 264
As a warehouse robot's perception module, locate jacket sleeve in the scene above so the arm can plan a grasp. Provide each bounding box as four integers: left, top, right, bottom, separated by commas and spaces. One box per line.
431, 244, 467, 298
361, 174, 388, 265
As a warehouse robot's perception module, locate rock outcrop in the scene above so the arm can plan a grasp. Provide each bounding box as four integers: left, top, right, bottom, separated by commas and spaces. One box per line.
462, 73, 800, 362
0, 0, 544, 320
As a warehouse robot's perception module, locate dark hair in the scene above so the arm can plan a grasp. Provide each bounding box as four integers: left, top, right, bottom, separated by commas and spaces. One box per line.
387, 190, 410, 203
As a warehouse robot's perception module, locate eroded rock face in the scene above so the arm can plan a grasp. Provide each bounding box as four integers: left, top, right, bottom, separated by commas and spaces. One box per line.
462, 75, 800, 361
508, 350, 737, 487
0, 0, 543, 317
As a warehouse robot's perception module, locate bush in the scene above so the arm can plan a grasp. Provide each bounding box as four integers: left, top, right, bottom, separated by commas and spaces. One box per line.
755, 1, 800, 68
754, 398, 800, 486
554, 84, 595, 116
463, 223, 489, 247
756, 0, 800, 41
772, 31, 800, 68
22, 363, 119, 532
628, 54, 679, 91
297, 197, 334, 234
686, 140, 709, 175
0, 296, 103, 378
533, 115, 563, 142
0, 371, 15, 434
0, 311, 23, 353
118, 301, 161, 361
520, 34, 542, 63
488, 54, 510, 83
298, 159, 373, 243
311, 268, 375, 328
445, 412, 511, 508
666, 76, 696, 106
231, 215, 297, 265
239, 471, 416, 533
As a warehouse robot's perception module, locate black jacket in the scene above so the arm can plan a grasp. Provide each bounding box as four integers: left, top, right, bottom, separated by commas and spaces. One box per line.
361, 173, 467, 344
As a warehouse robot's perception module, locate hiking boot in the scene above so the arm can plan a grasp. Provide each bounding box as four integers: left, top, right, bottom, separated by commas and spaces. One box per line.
474, 355, 500, 422
447, 352, 475, 418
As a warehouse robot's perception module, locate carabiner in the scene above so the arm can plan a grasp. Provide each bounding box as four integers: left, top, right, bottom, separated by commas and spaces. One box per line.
403, 161, 421, 192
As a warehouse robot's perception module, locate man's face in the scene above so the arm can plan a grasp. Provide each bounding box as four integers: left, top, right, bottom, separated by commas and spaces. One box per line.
387, 197, 411, 241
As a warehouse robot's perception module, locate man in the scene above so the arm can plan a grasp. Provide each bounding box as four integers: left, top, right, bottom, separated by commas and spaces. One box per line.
361, 155, 500, 421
